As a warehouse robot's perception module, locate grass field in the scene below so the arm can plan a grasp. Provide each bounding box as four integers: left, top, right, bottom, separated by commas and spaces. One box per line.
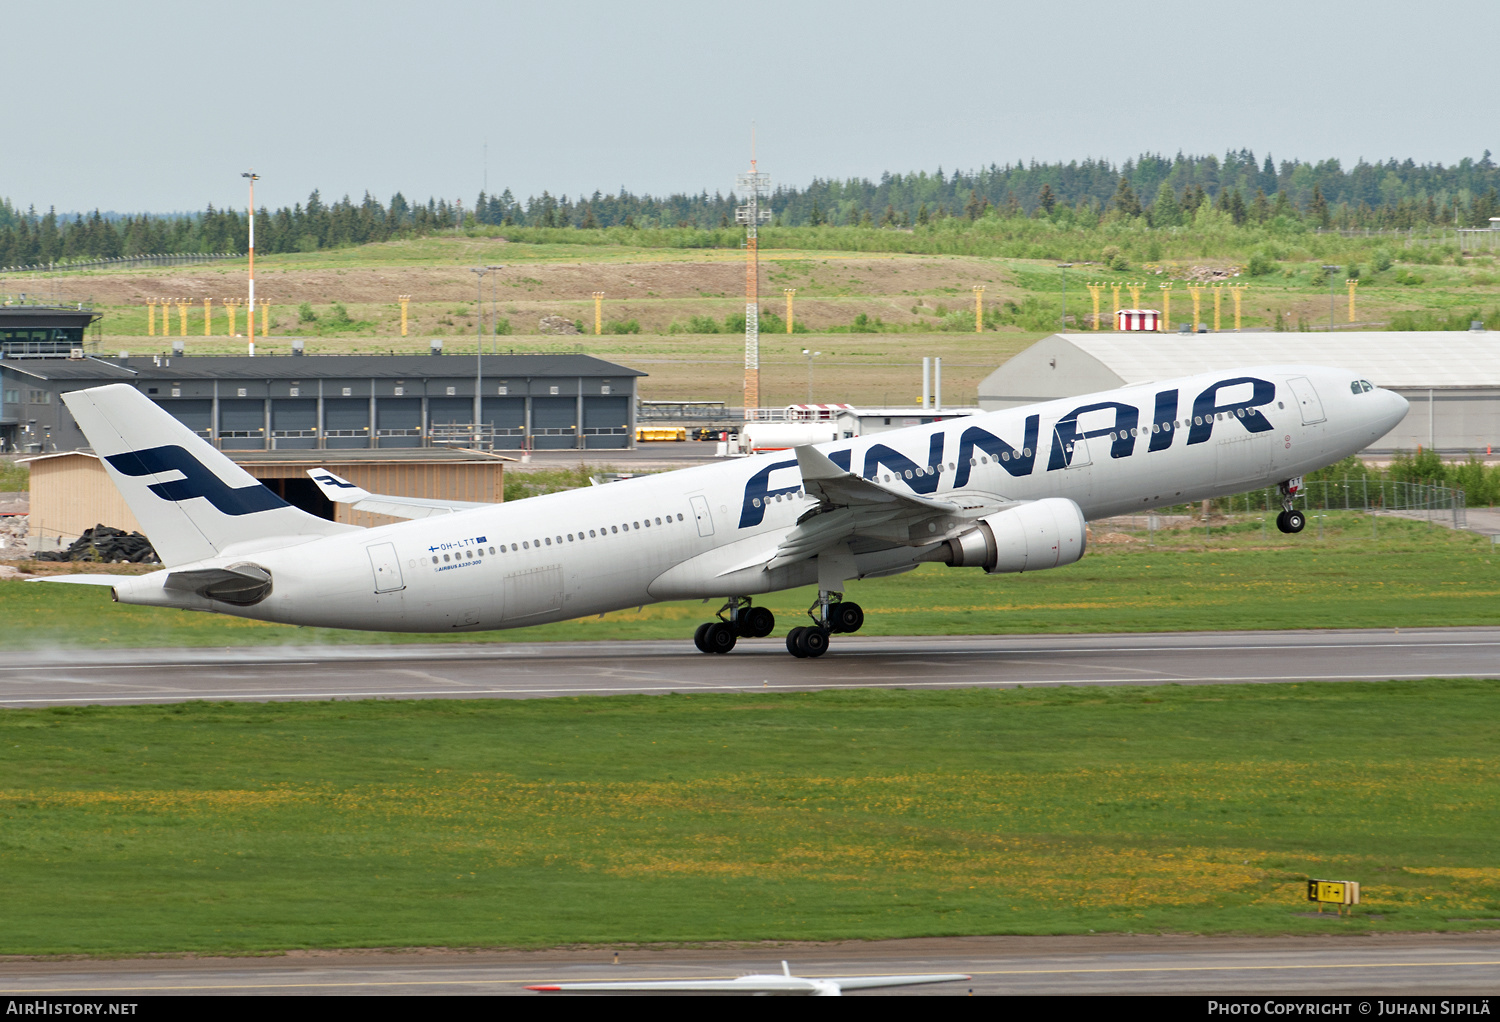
2, 514, 1495, 649
3, 679, 1499, 954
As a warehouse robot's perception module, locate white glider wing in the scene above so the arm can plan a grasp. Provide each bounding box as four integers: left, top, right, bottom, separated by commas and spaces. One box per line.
306, 468, 493, 520
526, 961, 969, 996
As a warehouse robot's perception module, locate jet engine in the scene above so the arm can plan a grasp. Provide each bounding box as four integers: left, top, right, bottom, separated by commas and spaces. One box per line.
941, 497, 1087, 574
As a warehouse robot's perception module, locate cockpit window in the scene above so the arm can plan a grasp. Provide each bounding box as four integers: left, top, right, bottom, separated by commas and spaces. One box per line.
1350, 379, 1374, 394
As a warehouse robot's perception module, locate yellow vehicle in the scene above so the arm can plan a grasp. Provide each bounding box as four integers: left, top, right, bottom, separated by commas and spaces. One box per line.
635, 426, 687, 442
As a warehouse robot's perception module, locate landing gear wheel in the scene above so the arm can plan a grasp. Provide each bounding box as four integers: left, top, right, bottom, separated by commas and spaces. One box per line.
1277, 509, 1306, 534
744, 606, 775, 638
693, 622, 713, 652
786, 626, 809, 658
801, 627, 831, 658
705, 622, 737, 654
829, 602, 864, 634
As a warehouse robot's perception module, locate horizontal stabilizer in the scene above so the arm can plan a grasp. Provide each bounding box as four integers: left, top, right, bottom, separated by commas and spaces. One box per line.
29, 574, 140, 586
306, 469, 492, 520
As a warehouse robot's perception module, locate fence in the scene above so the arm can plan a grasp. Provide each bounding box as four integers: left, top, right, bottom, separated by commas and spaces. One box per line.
1099, 478, 1468, 537
0, 252, 242, 274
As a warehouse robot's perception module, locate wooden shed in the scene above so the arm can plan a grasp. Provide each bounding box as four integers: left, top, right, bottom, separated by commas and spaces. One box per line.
23, 448, 507, 545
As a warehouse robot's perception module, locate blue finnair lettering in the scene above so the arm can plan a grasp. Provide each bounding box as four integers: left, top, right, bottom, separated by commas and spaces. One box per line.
105, 445, 290, 516
862, 434, 946, 494
738, 458, 799, 528
953, 416, 1040, 486
1187, 377, 1277, 445
1148, 389, 1178, 452
313, 473, 358, 489
1048, 401, 1139, 470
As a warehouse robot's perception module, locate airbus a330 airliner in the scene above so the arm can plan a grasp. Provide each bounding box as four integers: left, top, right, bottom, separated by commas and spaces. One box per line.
49, 366, 1405, 658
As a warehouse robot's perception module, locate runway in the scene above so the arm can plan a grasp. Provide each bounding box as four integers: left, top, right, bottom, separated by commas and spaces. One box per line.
3, 934, 1498, 995
2, 627, 1498, 707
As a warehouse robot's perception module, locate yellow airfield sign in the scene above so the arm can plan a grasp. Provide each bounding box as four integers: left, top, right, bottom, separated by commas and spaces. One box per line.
1307, 879, 1361, 906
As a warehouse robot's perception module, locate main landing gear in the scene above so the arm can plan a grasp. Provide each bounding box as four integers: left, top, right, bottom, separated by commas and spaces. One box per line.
1275, 476, 1306, 534
785, 591, 864, 659
693, 596, 775, 654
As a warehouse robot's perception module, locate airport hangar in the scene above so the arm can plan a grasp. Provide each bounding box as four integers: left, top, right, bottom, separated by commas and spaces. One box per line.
0, 350, 643, 455
978, 331, 1500, 456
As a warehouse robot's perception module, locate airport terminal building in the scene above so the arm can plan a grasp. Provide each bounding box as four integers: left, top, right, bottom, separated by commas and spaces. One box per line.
1, 351, 643, 453
979, 331, 1500, 455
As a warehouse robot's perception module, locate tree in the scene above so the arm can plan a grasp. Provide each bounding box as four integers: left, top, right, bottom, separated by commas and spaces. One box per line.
1308, 185, 1330, 228
1150, 181, 1181, 227
807, 200, 825, 227
880, 203, 897, 227
964, 189, 983, 221
1250, 188, 1270, 223
916, 202, 930, 226
1109, 175, 1142, 218
1036, 183, 1056, 215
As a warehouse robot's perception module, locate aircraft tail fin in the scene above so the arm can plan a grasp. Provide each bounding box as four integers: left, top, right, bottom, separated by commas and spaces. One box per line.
62, 384, 353, 566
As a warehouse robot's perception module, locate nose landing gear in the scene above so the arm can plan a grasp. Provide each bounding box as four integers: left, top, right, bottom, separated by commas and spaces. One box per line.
1276, 477, 1306, 534
692, 597, 775, 654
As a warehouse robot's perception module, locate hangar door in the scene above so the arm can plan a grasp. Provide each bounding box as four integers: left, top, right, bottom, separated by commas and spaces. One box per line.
531, 397, 577, 450
583, 395, 629, 449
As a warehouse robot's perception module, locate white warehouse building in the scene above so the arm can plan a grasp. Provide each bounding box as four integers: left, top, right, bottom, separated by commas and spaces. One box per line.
978, 331, 1500, 455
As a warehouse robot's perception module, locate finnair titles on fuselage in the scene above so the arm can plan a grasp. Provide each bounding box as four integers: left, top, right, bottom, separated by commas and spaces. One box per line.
55, 365, 1406, 659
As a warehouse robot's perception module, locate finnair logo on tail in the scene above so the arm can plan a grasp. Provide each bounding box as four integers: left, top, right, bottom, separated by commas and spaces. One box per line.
106, 445, 290, 516
313, 474, 358, 488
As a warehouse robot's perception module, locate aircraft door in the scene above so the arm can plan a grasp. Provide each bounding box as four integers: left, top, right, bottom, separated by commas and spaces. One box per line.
690, 495, 715, 537
1054, 427, 1092, 468
1287, 377, 1327, 425
367, 542, 405, 593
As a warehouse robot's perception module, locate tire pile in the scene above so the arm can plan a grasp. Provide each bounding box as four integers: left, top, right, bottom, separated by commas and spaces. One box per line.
34, 524, 160, 564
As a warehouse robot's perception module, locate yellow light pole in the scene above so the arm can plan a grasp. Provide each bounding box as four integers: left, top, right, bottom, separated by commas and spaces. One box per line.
783, 289, 796, 333
1085, 283, 1105, 330
399, 294, 411, 337
202, 297, 212, 336
1227, 284, 1249, 331
972, 285, 985, 332
592, 291, 605, 335
175, 298, 190, 336
1110, 283, 1122, 328
1211, 284, 1224, 332
147, 299, 157, 337
1186, 285, 1205, 332
1159, 283, 1173, 332
224, 298, 240, 337
1346, 278, 1358, 322
259, 298, 270, 335
1126, 281, 1144, 308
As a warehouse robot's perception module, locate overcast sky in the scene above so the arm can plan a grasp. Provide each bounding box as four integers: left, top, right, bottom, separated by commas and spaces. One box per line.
7, 0, 1497, 215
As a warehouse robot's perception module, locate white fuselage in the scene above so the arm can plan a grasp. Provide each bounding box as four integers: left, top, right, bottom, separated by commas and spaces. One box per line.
111, 365, 1407, 632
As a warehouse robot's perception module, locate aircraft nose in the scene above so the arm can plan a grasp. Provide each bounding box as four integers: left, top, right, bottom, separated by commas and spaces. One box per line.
1380, 388, 1409, 429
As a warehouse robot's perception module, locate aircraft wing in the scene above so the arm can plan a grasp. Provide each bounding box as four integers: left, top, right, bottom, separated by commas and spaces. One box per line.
526, 963, 969, 996
758, 445, 1011, 571
307, 468, 492, 520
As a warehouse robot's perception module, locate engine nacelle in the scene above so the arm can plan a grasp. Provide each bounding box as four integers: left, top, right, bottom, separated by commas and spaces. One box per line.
943, 497, 1087, 574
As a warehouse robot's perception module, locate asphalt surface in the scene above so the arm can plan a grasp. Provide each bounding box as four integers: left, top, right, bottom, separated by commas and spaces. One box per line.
1, 627, 1498, 707
3, 935, 1498, 995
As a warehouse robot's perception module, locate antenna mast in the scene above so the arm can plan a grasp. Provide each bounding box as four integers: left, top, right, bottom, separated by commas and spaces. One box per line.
735, 132, 772, 413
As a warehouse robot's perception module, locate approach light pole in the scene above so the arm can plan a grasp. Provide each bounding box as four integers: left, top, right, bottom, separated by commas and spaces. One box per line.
802, 348, 821, 402
487, 265, 504, 352
1322, 265, 1339, 331
242, 171, 259, 354
1058, 263, 1073, 332
471, 267, 490, 439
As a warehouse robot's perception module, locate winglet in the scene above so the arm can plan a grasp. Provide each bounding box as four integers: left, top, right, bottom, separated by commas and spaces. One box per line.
794, 444, 849, 483
782, 960, 791, 977
524, 985, 561, 991
306, 468, 371, 504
